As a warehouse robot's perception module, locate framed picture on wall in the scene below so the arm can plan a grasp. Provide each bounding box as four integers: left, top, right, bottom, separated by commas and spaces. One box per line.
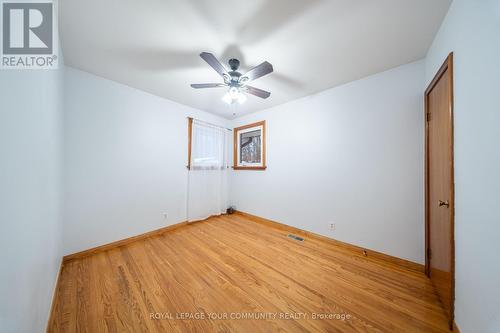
233, 121, 266, 170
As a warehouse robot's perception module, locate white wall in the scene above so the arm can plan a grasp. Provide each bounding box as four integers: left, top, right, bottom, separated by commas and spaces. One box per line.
0, 68, 64, 330
425, 1, 500, 332
230, 60, 425, 264
63, 68, 229, 255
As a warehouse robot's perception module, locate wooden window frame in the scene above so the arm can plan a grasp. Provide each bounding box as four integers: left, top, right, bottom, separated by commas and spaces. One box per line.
233, 121, 266, 170
187, 117, 193, 170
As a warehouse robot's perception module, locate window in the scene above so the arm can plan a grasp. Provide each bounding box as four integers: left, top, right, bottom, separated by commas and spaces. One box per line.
186, 117, 229, 221
233, 121, 266, 170
187, 118, 228, 170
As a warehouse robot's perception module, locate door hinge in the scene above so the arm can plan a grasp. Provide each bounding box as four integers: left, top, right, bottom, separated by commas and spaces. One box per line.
427, 248, 432, 260
426, 113, 431, 122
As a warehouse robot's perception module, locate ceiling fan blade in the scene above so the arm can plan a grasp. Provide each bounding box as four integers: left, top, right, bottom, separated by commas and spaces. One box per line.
190, 83, 226, 89
240, 61, 273, 83
199, 52, 230, 80
244, 86, 271, 99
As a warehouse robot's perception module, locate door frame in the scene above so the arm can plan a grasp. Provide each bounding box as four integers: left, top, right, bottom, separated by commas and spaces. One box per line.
424, 52, 455, 328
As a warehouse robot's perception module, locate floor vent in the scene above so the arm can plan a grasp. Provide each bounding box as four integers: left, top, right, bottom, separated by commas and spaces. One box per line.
288, 234, 304, 242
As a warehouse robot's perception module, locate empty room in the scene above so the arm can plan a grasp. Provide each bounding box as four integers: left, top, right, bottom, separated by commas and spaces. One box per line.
1, 0, 499, 332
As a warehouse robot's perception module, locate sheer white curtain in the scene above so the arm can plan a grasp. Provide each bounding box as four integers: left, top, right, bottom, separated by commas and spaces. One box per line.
187, 119, 229, 222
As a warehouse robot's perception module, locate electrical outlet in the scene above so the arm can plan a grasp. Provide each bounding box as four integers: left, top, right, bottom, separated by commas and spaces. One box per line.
329, 223, 336, 231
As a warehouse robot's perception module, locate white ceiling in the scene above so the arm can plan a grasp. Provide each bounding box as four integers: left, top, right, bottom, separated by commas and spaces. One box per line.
60, 0, 451, 119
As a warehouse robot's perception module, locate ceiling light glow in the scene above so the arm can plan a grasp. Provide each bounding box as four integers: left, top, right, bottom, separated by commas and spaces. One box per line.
222, 87, 247, 105
222, 92, 233, 104
237, 93, 247, 104
229, 86, 239, 99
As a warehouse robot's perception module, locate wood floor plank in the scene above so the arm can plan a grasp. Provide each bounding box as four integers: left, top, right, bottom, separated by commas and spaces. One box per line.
181, 225, 372, 332
167, 226, 346, 333
196, 219, 413, 332
213, 216, 447, 324
203, 217, 447, 332
48, 214, 451, 333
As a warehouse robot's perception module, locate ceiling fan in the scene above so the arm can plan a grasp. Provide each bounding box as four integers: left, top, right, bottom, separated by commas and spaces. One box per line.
190, 52, 273, 105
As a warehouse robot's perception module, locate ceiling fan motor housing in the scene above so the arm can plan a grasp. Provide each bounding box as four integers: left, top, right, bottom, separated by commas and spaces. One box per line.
228, 58, 240, 71
228, 58, 242, 84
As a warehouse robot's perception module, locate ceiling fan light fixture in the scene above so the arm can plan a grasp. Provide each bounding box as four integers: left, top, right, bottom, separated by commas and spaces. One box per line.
192, 52, 273, 106
222, 86, 247, 105
222, 92, 233, 105
229, 86, 239, 99
237, 92, 247, 104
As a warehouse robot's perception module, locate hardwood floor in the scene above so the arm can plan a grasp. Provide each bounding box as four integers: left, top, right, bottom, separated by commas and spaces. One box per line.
48, 214, 451, 332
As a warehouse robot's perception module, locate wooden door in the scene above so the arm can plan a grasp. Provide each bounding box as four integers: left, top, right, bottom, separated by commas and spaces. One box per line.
425, 53, 455, 329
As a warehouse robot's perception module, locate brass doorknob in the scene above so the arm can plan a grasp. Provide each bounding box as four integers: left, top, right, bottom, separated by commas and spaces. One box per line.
438, 200, 449, 208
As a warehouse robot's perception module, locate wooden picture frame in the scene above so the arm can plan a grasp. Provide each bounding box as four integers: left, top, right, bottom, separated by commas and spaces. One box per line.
233, 121, 266, 170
